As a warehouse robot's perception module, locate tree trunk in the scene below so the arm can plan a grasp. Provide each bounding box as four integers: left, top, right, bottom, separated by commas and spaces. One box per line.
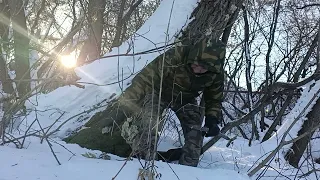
65, 0, 243, 158
284, 97, 320, 168
181, 0, 242, 41
0, 0, 13, 94
64, 98, 132, 156
77, 0, 106, 65
262, 93, 293, 142
0, 0, 10, 51
0, 55, 14, 94
9, 0, 31, 98
111, 0, 126, 48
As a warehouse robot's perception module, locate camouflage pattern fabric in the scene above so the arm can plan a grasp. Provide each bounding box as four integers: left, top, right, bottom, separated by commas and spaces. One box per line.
121, 94, 166, 160
124, 93, 203, 166
118, 37, 226, 123
171, 96, 204, 167
102, 37, 226, 166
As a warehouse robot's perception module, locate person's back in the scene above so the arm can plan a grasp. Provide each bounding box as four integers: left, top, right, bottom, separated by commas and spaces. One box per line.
121, 37, 226, 108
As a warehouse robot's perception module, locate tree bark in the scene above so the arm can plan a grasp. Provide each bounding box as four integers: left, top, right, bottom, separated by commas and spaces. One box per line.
181, 0, 243, 42
0, 0, 10, 51
0, 55, 14, 94
77, 0, 106, 65
8, 0, 31, 98
0, 0, 13, 94
111, 0, 126, 48
111, 0, 144, 48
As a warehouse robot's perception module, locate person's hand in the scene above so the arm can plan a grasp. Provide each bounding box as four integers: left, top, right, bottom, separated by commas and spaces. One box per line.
203, 116, 220, 137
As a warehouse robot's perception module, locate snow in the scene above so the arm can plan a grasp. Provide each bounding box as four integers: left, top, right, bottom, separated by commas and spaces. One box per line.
1, 0, 247, 179
0, 136, 248, 180
271, 80, 320, 144
0, 139, 250, 180
21, 0, 197, 138
1, 0, 320, 179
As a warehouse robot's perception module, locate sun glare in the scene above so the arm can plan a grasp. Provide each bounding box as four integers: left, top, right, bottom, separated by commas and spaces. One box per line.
60, 54, 77, 68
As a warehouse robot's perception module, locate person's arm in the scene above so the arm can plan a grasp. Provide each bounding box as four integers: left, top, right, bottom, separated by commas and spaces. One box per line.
202, 39, 226, 124
202, 39, 226, 137
202, 72, 224, 137
203, 72, 224, 123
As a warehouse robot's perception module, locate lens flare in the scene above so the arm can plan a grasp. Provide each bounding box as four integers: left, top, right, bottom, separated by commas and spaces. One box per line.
60, 54, 77, 68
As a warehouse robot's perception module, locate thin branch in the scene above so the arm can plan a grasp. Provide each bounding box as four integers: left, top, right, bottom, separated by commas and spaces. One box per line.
21, 118, 38, 148
152, 0, 176, 170
50, 139, 76, 157
297, 3, 320, 9
85, 41, 179, 64
35, 110, 61, 165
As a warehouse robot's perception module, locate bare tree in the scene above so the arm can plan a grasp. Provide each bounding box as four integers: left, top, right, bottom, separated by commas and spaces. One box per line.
0, 0, 13, 94
8, 0, 31, 98
284, 29, 320, 168
77, 0, 106, 65
111, 0, 144, 48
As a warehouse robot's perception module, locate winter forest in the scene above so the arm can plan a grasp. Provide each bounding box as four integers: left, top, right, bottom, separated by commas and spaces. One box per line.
0, 0, 320, 179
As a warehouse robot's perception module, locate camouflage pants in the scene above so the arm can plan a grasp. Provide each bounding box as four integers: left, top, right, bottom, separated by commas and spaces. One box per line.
121, 93, 203, 167
170, 96, 204, 167
121, 94, 166, 161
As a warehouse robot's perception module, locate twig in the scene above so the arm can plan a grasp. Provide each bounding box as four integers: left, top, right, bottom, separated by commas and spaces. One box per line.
35, 110, 61, 165
3, 133, 22, 148
152, 0, 176, 170
157, 152, 181, 180
21, 118, 38, 148
297, 3, 320, 9
84, 41, 179, 64
3, 130, 41, 144
262, 165, 292, 180
225, 135, 237, 147
202, 92, 282, 153
46, 103, 108, 137
112, 156, 130, 180
50, 138, 76, 157
42, 112, 66, 142
299, 169, 320, 178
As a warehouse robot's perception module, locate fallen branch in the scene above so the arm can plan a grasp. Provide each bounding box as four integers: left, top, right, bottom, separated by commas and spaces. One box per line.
299, 169, 320, 178
247, 88, 320, 177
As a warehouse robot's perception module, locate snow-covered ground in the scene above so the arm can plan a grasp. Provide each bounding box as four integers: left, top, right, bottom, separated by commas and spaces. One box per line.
1, 133, 319, 180
1, 0, 320, 179
0, 137, 251, 180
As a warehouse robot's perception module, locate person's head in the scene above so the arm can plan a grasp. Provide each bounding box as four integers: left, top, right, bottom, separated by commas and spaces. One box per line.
186, 37, 226, 76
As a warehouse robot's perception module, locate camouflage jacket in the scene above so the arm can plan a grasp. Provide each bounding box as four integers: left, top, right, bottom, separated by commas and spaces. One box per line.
120, 38, 226, 121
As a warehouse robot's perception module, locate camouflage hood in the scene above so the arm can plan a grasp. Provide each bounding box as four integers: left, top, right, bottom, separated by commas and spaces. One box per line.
185, 38, 226, 74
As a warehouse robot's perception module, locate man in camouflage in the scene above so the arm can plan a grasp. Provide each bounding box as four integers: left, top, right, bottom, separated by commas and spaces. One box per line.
107, 37, 225, 167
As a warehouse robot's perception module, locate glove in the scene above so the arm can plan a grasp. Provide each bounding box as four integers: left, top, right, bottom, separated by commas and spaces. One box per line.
203, 116, 220, 137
